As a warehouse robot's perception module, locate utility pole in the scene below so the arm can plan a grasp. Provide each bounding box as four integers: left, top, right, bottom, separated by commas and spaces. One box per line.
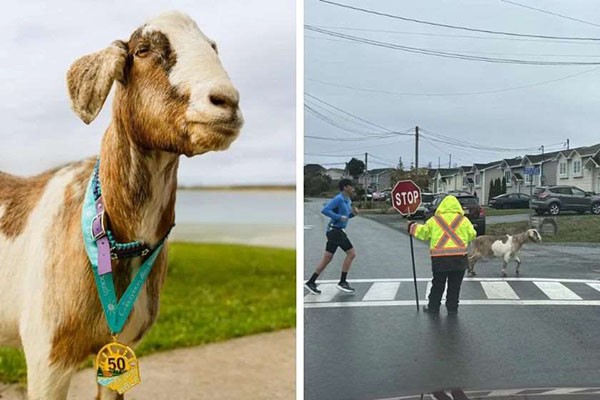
438, 157, 440, 169
566, 139, 570, 150
364, 152, 368, 205
539, 145, 545, 186
449, 154, 452, 168
415, 126, 419, 171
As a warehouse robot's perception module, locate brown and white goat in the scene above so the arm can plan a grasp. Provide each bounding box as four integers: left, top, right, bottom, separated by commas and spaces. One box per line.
0, 11, 242, 400
468, 229, 542, 277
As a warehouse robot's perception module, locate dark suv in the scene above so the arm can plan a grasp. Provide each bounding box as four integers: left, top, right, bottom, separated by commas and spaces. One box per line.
424, 192, 486, 236
530, 185, 600, 215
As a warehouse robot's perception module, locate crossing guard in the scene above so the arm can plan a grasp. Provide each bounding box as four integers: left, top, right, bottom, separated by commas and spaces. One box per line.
409, 195, 477, 314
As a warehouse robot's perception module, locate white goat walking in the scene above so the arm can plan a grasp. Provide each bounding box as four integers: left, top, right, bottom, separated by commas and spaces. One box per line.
0, 11, 242, 400
468, 229, 542, 277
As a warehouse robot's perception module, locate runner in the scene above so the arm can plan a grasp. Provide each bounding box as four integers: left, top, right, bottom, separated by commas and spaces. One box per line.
304, 179, 359, 294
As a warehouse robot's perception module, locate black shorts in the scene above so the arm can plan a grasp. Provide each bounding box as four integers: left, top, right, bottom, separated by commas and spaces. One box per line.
325, 228, 353, 253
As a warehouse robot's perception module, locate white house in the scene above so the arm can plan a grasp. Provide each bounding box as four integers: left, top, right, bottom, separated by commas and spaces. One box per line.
555, 143, 600, 193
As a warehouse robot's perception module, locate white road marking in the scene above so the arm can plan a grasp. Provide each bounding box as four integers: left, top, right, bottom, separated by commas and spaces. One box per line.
481, 282, 520, 299
425, 282, 446, 301
305, 300, 600, 309
304, 284, 339, 303
487, 390, 529, 397
586, 282, 600, 292
534, 282, 582, 300
362, 282, 401, 301
316, 277, 600, 283
304, 225, 314, 230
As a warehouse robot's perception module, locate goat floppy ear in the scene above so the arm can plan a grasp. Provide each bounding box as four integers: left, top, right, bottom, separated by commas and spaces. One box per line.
66, 41, 128, 125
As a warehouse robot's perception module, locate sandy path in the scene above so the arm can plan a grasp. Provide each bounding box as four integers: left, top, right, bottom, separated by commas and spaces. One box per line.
0, 329, 295, 400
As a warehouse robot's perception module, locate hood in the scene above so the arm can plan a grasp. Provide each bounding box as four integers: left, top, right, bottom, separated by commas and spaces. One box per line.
435, 195, 464, 216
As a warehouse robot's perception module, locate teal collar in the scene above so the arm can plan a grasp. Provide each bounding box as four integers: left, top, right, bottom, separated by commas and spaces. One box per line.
81, 164, 169, 335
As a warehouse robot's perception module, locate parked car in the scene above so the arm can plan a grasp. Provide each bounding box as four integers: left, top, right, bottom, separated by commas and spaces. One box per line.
489, 193, 530, 209
411, 192, 436, 219
530, 185, 600, 215
424, 192, 486, 236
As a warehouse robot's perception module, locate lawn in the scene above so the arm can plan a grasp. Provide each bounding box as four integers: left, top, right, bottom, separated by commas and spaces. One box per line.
486, 214, 600, 243
0, 243, 295, 383
483, 207, 530, 216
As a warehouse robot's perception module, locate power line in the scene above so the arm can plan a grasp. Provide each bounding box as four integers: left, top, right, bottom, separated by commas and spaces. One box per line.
305, 97, 391, 133
305, 93, 414, 134
306, 26, 600, 65
305, 134, 398, 141
307, 66, 600, 96
307, 25, 600, 45
499, 0, 600, 29
318, 0, 600, 41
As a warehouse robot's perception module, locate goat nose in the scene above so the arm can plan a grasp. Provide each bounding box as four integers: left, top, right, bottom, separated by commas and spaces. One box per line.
208, 87, 239, 111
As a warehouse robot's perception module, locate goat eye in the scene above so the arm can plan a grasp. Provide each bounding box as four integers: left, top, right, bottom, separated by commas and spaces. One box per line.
135, 46, 150, 57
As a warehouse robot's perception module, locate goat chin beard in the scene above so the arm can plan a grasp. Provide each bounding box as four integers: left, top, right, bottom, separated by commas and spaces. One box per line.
183, 129, 240, 157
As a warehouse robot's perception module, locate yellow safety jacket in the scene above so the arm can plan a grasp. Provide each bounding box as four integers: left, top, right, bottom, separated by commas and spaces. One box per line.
409, 195, 477, 257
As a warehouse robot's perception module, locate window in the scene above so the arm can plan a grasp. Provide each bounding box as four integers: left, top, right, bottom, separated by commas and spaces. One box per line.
525, 173, 532, 184
475, 173, 481, 186
572, 187, 585, 197
504, 170, 512, 186
573, 160, 582, 175
559, 162, 567, 176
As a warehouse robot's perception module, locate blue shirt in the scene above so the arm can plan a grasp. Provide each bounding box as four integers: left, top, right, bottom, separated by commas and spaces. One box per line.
321, 193, 354, 229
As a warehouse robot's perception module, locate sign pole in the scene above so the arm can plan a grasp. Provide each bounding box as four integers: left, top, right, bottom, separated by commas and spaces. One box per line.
408, 211, 420, 312
391, 180, 422, 312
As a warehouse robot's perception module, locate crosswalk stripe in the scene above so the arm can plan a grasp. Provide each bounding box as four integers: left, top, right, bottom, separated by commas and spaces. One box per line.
425, 282, 446, 301
305, 300, 600, 309
304, 284, 339, 302
481, 282, 520, 299
586, 282, 600, 293
534, 282, 582, 300
362, 282, 400, 301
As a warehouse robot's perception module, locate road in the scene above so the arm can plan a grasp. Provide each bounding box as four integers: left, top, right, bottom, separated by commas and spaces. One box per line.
304, 198, 600, 400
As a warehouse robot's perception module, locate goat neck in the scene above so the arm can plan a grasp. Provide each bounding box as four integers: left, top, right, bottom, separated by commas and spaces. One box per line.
98, 120, 178, 246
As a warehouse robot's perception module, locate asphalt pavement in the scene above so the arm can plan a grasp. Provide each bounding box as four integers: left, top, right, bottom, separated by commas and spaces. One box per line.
304, 198, 600, 400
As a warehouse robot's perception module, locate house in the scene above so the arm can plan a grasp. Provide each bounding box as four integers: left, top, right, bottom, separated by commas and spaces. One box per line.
498, 157, 524, 195
365, 168, 395, 191
324, 168, 347, 181
518, 151, 560, 194
472, 160, 503, 205
555, 143, 600, 193
432, 168, 460, 193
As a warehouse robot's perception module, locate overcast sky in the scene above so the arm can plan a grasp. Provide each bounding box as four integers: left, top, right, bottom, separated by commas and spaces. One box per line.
305, 0, 600, 171
0, 0, 295, 186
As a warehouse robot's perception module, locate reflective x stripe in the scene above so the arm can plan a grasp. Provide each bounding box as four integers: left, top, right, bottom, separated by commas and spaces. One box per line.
430, 247, 468, 257
433, 215, 465, 248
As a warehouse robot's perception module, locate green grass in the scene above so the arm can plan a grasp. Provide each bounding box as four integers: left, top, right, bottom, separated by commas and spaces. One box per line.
0, 243, 295, 383
483, 207, 530, 216
486, 215, 600, 243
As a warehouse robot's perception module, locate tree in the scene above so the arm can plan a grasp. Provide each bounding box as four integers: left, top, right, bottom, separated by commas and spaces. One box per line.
398, 157, 404, 171
391, 168, 431, 193
488, 179, 496, 204
346, 158, 365, 180
502, 176, 507, 194
304, 164, 325, 176
304, 173, 332, 197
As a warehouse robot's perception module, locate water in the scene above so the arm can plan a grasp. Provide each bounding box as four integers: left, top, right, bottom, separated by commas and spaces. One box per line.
174, 190, 295, 227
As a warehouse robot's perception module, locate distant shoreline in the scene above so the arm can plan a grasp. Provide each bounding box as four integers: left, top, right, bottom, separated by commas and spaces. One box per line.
178, 185, 295, 192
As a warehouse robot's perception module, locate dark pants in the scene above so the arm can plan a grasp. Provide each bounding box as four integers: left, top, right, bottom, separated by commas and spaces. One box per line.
428, 269, 466, 312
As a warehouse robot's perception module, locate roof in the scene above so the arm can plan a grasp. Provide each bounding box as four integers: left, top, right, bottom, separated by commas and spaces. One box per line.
524, 150, 560, 164
325, 168, 345, 173
368, 168, 395, 175
437, 168, 460, 177
554, 143, 600, 160
473, 160, 502, 171
503, 157, 523, 167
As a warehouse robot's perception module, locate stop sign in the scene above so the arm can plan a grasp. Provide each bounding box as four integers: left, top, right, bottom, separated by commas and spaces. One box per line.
391, 180, 422, 216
